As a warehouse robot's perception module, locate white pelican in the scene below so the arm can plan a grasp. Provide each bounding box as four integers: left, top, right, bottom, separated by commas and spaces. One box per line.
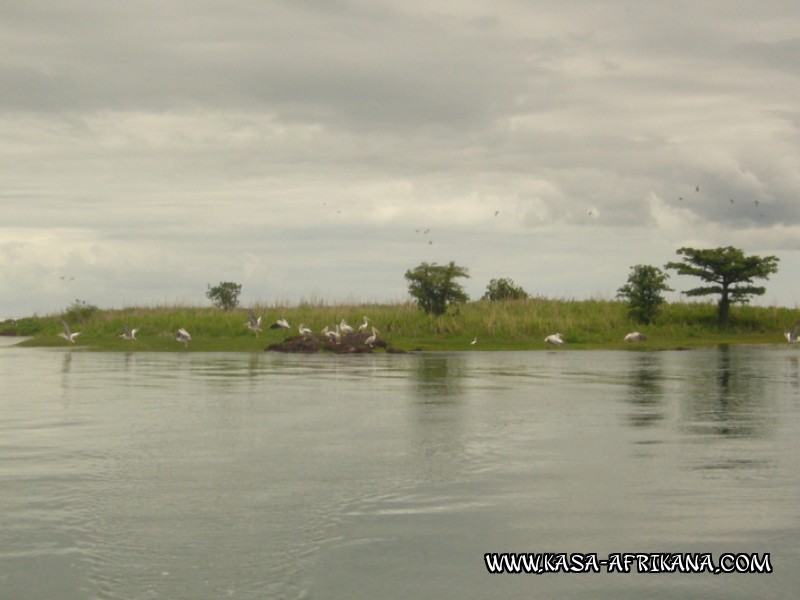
470, 337, 477, 345
270, 318, 290, 330
175, 327, 191, 348
339, 319, 354, 335
624, 332, 646, 342
246, 310, 263, 337
120, 325, 138, 341
358, 316, 370, 333
784, 322, 800, 343
59, 320, 81, 344
544, 333, 565, 345
323, 326, 340, 343
365, 327, 379, 347
298, 323, 312, 338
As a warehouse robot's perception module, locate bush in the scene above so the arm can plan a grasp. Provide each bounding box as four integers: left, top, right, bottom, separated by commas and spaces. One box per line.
616, 265, 672, 324
206, 281, 242, 311
404, 261, 470, 316
482, 277, 529, 301
64, 299, 99, 323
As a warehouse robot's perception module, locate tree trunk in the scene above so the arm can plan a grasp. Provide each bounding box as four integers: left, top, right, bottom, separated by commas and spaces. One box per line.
718, 289, 730, 326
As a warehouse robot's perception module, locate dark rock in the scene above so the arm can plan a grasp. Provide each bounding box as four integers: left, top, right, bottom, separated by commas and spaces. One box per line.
265, 331, 400, 354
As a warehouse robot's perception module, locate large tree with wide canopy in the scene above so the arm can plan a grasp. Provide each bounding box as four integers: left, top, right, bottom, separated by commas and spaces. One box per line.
665, 246, 779, 325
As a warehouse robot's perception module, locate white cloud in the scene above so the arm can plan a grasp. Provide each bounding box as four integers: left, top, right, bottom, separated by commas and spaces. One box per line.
1, 0, 800, 315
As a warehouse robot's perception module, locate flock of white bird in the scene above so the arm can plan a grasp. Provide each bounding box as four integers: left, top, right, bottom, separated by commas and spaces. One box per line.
59, 311, 380, 349
57, 318, 800, 348
248, 311, 381, 348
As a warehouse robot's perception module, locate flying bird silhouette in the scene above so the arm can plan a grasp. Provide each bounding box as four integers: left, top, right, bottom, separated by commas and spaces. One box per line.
59, 320, 81, 344
545, 333, 565, 345
120, 325, 138, 341
246, 310, 263, 337
624, 332, 646, 342
270, 318, 290, 330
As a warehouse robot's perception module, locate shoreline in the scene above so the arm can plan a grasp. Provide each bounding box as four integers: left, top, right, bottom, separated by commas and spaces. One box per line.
7, 334, 788, 353
3, 299, 796, 352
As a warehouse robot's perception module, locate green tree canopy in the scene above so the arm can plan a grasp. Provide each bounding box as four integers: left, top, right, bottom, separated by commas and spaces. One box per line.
616, 265, 672, 324
404, 261, 470, 315
206, 281, 242, 311
482, 277, 529, 301
665, 246, 779, 325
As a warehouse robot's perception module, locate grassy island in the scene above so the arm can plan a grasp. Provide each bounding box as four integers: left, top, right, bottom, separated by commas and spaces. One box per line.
2, 298, 797, 352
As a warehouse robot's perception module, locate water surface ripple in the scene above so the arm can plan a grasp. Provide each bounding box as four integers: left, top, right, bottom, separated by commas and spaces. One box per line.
1, 343, 798, 599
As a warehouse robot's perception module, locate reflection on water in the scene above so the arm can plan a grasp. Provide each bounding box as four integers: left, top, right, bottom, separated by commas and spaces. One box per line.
788, 356, 800, 391
624, 353, 666, 428
0, 344, 798, 599
413, 353, 467, 401
682, 346, 773, 439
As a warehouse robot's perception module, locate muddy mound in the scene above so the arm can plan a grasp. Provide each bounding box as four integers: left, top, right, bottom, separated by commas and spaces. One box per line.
265, 331, 404, 354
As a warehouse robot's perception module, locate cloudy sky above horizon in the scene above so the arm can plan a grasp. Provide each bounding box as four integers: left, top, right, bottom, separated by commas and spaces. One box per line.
2, 0, 799, 317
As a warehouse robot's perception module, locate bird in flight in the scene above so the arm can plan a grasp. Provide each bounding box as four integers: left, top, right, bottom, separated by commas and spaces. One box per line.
270, 318, 290, 330
246, 310, 263, 337
59, 320, 81, 344
120, 325, 138, 341
544, 333, 565, 345
624, 332, 646, 342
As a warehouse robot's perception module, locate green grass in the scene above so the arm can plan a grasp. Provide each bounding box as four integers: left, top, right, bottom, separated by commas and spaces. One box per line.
3, 298, 797, 352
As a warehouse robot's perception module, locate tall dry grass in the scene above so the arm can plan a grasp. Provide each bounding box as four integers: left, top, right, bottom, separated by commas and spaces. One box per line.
10, 297, 798, 350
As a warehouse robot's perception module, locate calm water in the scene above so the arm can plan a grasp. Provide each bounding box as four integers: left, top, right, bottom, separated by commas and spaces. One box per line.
1, 339, 798, 599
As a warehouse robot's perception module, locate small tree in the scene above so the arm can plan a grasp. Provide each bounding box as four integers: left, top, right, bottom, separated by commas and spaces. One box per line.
616, 265, 672, 324
665, 246, 779, 325
482, 277, 529, 301
405, 261, 470, 316
206, 281, 242, 310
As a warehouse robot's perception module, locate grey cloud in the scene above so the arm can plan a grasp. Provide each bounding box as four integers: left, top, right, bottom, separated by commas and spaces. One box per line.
2, 0, 800, 315
732, 38, 800, 74
0, 0, 558, 132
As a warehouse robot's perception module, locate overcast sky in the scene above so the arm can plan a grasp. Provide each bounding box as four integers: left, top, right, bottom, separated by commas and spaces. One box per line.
2, 0, 799, 317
